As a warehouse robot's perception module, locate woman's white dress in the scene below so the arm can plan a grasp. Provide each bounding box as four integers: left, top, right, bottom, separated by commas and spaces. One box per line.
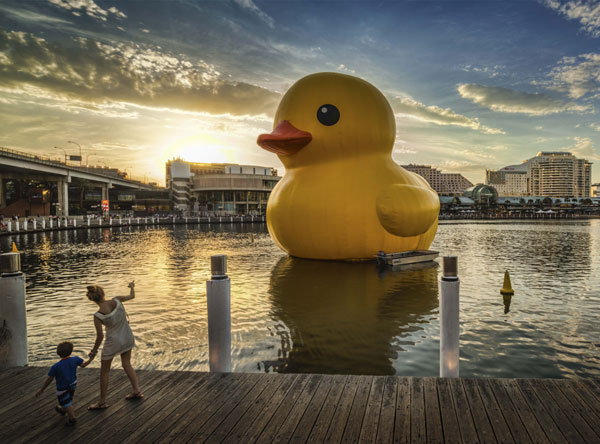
94, 298, 135, 360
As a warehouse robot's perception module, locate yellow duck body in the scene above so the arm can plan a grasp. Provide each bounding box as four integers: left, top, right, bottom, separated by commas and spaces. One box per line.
258, 72, 439, 260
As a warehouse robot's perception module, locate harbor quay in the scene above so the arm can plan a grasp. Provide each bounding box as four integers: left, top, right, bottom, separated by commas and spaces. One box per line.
1, 367, 599, 443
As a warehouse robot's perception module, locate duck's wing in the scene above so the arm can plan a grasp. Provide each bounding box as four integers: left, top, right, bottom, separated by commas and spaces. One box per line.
376, 184, 440, 237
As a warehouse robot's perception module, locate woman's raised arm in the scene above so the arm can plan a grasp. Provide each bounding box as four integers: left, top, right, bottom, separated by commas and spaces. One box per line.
115, 280, 135, 302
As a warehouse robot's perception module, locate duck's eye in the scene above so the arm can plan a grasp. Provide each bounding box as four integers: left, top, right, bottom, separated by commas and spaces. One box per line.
316, 104, 340, 126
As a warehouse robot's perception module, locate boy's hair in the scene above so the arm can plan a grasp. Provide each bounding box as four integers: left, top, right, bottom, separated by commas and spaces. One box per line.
57, 341, 73, 358
86, 284, 105, 303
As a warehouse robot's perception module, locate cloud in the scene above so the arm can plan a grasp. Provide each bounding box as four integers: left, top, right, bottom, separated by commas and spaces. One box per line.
391, 96, 505, 134
0, 5, 73, 25
459, 64, 505, 78
233, 0, 275, 28
543, 0, 600, 38
437, 159, 487, 174
0, 29, 280, 117
590, 122, 600, 131
457, 83, 589, 115
565, 136, 600, 160
48, 0, 127, 21
541, 53, 600, 99
337, 64, 356, 74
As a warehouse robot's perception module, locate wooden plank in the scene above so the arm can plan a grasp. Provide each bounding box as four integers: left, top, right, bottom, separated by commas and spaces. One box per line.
225, 373, 299, 443
0, 367, 44, 396
527, 379, 589, 443
187, 373, 269, 443
269, 374, 325, 444
394, 376, 411, 443
375, 376, 397, 444
436, 378, 462, 444
541, 379, 600, 444
288, 374, 335, 444
88, 371, 205, 444
205, 373, 281, 444
486, 379, 532, 444
241, 374, 309, 443
255, 374, 318, 444
447, 378, 478, 444
324, 375, 361, 443
499, 379, 550, 444
0, 367, 50, 417
513, 379, 567, 444
411, 377, 426, 444
306, 375, 348, 443
569, 380, 600, 419
358, 376, 385, 443
551, 379, 600, 438
341, 375, 373, 443
120, 372, 222, 444
461, 378, 496, 443
153, 372, 248, 443
423, 377, 443, 444
475, 378, 515, 443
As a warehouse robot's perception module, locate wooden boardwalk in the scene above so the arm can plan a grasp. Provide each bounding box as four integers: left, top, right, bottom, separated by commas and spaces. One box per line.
1, 367, 599, 443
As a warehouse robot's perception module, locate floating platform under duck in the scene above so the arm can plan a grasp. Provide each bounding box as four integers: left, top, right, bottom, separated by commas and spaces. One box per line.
376, 249, 439, 266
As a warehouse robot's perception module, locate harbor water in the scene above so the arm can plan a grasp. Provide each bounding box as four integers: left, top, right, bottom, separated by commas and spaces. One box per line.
1, 220, 599, 378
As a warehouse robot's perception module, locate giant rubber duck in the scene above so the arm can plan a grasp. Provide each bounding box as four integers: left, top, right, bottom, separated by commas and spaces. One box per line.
257, 72, 439, 260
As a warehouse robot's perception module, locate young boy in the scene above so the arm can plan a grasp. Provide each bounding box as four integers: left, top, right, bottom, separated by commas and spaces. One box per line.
35, 341, 93, 426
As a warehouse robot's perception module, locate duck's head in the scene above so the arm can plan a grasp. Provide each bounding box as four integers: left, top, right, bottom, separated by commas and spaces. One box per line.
257, 72, 396, 169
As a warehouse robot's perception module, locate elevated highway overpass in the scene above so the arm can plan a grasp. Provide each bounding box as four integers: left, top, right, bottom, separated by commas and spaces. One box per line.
0, 147, 159, 216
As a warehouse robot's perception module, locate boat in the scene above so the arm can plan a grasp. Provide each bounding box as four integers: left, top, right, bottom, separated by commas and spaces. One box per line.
375, 250, 439, 266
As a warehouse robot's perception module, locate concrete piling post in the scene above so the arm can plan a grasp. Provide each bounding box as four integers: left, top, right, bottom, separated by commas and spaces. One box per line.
0, 250, 27, 368
15, 221, 19, 231
22, 221, 27, 231
49, 219, 53, 229
206, 255, 231, 373
6, 221, 11, 232
440, 256, 460, 377
73, 219, 76, 227
32, 220, 36, 230
41, 220, 45, 229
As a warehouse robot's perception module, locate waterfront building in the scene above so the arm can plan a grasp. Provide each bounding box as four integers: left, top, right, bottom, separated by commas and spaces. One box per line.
166, 159, 281, 216
461, 184, 498, 205
485, 164, 528, 196
486, 152, 592, 198
593, 183, 600, 197
401, 164, 473, 194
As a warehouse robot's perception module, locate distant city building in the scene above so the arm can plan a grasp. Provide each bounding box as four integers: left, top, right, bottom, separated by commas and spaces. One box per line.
486, 152, 592, 198
166, 159, 281, 215
401, 164, 473, 194
591, 183, 599, 197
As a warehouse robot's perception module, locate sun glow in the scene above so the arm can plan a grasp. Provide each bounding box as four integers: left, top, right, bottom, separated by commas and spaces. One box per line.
165, 134, 236, 164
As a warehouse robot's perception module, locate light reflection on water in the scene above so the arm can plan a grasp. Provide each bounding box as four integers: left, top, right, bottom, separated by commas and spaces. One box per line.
1, 220, 599, 378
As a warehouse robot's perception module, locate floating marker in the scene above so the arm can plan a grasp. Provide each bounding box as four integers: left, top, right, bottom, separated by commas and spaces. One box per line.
12, 242, 18, 253
500, 270, 514, 295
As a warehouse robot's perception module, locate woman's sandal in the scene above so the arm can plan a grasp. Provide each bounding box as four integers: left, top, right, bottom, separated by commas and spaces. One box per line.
88, 402, 108, 410
125, 392, 144, 400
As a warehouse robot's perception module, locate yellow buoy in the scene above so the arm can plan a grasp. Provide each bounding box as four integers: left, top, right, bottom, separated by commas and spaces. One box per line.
12, 242, 18, 252
500, 270, 514, 295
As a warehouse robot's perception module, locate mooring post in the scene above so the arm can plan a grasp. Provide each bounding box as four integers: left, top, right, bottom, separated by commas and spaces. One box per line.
440, 255, 459, 377
0, 250, 27, 368
32, 220, 36, 230
15, 220, 20, 231
41, 219, 45, 230
206, 254, 231, 372
6, 221, 11, 232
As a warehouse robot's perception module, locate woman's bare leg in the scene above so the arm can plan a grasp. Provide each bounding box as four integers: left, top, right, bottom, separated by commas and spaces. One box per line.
120, 350, 141, 394
100, 357, 113, 404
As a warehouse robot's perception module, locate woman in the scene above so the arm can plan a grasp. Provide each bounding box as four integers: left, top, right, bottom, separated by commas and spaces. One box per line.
86, 281, 142, 410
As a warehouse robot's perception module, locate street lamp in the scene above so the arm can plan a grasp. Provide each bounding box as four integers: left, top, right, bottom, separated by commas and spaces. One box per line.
54, 146, 67, 164
86, 153, 97, 165
67, 140, 82, 166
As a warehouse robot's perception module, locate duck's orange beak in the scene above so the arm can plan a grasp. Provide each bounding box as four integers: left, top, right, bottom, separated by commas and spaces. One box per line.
257, 120, 312, 156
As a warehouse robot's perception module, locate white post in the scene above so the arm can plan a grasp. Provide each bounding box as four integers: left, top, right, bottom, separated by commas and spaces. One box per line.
185, 217, 187, 224
206, 255, 231, 373
23, 221, 27, 231
49, 219, 53, 229
57, 218, 60, 228
15, 221, 20, 231
73, 218, 76, 227
0, 252, 27, 368
41, 220, 45, 229
33, 220, 36, 230
137, 218, 140, 225
172, 215, 176, 224
440, 256, 459, 378
129, 218, 131, 225
109, 218, 112, 226
87, 217, 90, 227
6, 221, 11, 232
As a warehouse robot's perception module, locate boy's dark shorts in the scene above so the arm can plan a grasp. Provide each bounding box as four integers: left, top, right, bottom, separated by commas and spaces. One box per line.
56, 384, 77, 408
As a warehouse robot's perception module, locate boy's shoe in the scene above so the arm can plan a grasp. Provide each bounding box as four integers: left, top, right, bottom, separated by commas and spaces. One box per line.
54, 406, 66, 416
65, 417, 77, 427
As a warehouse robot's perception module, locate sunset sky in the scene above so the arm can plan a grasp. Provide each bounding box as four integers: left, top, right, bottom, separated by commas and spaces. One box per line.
1, 0, 600, 185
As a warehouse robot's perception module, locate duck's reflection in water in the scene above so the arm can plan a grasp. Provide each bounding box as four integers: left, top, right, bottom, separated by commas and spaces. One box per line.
266, 257, 439, 375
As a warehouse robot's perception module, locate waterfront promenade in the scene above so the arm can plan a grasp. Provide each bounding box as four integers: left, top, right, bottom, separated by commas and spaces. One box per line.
1, 367, 599, 443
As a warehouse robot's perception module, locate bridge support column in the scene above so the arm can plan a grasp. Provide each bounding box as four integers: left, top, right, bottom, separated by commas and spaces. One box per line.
57, 178, 69, 217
